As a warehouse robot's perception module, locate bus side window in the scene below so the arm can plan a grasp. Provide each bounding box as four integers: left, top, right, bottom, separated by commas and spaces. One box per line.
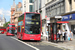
22, 29, 24, 32
18, 27, 20, 32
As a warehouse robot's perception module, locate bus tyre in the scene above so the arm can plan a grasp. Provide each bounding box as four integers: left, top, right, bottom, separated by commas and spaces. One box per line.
37, 40, 41, 42
18, 38, 20, 40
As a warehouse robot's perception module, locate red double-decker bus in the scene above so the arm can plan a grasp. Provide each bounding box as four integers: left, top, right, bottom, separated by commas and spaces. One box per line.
17, 12, 42, 41
6, 24, 15, 36
0, 27, 6, 34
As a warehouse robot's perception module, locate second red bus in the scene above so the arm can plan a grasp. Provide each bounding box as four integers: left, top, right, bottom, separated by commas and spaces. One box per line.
6, 24, 15, 36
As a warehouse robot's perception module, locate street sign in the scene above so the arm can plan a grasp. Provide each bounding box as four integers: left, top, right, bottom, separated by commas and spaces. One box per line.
55, 16, 62, 18
45, 16, 47, 18
46, 17, 50, 21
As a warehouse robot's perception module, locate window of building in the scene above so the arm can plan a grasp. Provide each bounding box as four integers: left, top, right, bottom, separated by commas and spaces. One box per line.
58, 3, 61, 7
61, 2, 64, 6
69, 0, 72, 11
55, 4, 58, 8
46, 1, 65, 17
51, 6, 54, 9
55, 8, 57, 15
49, 11, 51, 17
21, 8, 22, 11
29, 5, 33, 12
53, 9, 55, 16
60, 2, 65, 13
46, 10, 47, 15
50, 10, 52, 17
29, 0, 33, 3
61, 6, 64, 13
57, 3, 61, 15
48, 12, 49, 17
39, 0, 41, 8
57, 7, 60, 15
50, 7, 51, 11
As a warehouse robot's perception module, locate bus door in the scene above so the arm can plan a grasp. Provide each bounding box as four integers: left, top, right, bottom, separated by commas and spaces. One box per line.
21, 26, 24, 36
48, 23, 51, 41
17, 26, 21, 38
48, 23, 63, 42
48, 23, 57, 42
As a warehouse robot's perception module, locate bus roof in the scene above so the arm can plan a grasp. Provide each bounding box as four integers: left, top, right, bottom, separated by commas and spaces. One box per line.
24, 12, 40, 14
18, 12, 40, 17
0, 27, 6, 29
8, 24, 15, 25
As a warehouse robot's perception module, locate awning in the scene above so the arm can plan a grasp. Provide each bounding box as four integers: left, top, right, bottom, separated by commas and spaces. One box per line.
57, 21, 69, 23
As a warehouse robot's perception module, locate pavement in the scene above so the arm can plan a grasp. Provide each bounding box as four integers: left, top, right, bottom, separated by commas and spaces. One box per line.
41, 36, 75, 50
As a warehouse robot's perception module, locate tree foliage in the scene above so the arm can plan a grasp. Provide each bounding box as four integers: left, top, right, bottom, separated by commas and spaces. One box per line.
3, 21, 10, 27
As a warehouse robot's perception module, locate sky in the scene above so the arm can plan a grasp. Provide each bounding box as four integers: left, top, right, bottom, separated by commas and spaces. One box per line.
0, 0, 22, 22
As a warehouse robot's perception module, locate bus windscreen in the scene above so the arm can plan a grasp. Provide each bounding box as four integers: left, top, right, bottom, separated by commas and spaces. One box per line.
25, 13, 40, 34
7, 30, 15, 34
25, 13, 40, 21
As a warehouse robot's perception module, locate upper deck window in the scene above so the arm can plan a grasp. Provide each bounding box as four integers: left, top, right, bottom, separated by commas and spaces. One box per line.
18, 14, 24, 21
25, 13, 40, 21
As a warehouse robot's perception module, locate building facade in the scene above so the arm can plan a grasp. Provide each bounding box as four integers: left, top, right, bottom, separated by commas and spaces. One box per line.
34, 0, 46, 36
62, 0, 75, 35
11, 0, 16, 24
0, 16, 6, 27
22, 0, 34, 13
46, 0, 65, 18
46, 0, 75, 38
15, 2, 22, 27
11, 1, 22, 28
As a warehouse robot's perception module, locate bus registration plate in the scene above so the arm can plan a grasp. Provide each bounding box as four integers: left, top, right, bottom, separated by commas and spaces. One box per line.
30, 39, 34, 40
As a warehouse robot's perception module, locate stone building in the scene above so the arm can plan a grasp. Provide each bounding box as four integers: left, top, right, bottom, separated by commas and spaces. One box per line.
0, 15, 6, 27
11, 0, 22, 28
14, 2, 22, 28
22, 0, 34, 13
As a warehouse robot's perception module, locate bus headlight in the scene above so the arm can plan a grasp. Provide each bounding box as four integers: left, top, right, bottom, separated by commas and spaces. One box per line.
25, 35, 27, 37
38, 36, 40, 38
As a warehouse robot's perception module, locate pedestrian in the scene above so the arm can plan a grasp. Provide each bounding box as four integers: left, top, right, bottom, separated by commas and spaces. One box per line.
58, 28, 62, 41
41, 32, 43, 37
62, 30, 65, 41
46, 29, 48, 41
69, 30, 73, 41
64, 30, 67, 41
57, 32, 59, 40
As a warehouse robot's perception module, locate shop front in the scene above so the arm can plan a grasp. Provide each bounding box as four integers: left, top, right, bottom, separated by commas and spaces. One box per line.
48, 17, 69, 42
62, 13, 75, 35
48, 21, 69, 42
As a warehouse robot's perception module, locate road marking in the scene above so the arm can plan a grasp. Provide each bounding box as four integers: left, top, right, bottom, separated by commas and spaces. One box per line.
11, 37, 39, 50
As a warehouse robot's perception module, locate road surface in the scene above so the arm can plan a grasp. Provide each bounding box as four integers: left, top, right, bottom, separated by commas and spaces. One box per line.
0, 34, 63, 50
